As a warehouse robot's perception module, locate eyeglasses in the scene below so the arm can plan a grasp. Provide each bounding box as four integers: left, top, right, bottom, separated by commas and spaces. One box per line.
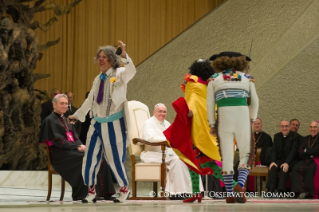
155, 110, 167, 114
279, 125, 289, 128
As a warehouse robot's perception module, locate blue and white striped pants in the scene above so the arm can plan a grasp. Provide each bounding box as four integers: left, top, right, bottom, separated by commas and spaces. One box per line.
82, 117, 128, 187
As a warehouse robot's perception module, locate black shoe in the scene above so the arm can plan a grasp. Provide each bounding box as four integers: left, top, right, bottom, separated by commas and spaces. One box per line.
104, 196, 115, 201
95, 196, 105, 201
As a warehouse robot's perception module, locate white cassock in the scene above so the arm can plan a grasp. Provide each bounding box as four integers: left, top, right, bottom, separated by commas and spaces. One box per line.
140, 116, 203, 194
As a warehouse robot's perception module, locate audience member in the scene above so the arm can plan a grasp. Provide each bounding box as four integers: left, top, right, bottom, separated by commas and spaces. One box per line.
64, 91, 81, 135
253, 118, 273, 166
39, 94, 115, 201
266, 120, 298, 194
291, 121, 319, 199
64, 91, 78, 116
39, 94, 88, 200
290, 118, 302, 138
290, 119, 300, 133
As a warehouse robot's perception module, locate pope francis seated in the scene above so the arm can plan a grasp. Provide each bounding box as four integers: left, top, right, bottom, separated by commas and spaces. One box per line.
140, 103, 202, 199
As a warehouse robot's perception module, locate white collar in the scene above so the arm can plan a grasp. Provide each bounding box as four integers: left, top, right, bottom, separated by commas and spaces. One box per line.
53, 111, 63, 117
254, 130, 262, 134
152, 116, 165, 125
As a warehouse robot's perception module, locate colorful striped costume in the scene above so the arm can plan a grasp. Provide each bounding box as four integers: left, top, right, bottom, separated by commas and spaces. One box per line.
73, 54, 136, 188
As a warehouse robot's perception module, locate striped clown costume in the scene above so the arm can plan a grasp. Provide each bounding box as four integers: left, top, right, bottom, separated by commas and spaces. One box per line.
207, 52, 259, 203
72, 46, 136, 203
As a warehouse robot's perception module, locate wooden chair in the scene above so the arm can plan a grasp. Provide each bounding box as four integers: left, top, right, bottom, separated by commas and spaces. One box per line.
126, 100, 167, 200
248, 148, 269, 195
42, 143, 65, 201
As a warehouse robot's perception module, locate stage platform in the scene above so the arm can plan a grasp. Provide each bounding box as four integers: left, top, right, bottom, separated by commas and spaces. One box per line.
0, 171, 319, 212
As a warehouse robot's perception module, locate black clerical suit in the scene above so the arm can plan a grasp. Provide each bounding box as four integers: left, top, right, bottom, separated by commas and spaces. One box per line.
39, 112, 115, 200
291, 135, 319, 196
266, 131, 298, 192
254, 131, 273, 166
39, 112, 87, 200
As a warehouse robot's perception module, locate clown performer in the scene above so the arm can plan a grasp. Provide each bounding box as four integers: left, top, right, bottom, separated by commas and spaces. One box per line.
164, 59, 237, 203
207, 52, 259, 203
68, 40, 136, 203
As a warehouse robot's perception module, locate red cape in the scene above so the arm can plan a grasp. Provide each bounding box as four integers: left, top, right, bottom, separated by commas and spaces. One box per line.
163, 97, 213, 175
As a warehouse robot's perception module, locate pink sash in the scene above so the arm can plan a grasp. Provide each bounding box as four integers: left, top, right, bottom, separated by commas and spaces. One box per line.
46, 140, 53, 147
313, 155, 319, 199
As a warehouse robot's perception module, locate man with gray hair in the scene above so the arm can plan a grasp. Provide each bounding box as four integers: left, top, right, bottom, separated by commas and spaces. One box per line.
266, 119, 298, 195
68, 40, 136, 203
39, 94, 88, 201
140, 103, 194, 199
291, 121, 319, 199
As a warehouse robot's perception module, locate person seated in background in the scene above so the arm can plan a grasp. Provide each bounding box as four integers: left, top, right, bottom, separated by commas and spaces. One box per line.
39, 94, 115, 201
291, 121, 319, 199
290, 118, 302, 139
64, 91, 81, 135
243, 117, 273, 192
253, 117, 273, 166
40, 88, 60, 122
266, 120, 298, 195
140, 103, 194, 199
39, 94, 88, 201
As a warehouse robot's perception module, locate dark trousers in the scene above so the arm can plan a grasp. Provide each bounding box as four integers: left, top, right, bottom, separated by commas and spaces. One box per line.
266, 159, 292, 192
291, 159, 316, 195
96, 157, 116, 197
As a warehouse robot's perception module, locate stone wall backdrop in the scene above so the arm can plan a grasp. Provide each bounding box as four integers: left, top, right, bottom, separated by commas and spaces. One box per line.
0, 0, 81, 170
128, 0, 319, 137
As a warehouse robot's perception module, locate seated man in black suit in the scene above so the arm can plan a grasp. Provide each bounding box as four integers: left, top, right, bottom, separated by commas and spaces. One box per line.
266, 119, 298, 194
291, 121, 319, 199
39, 94, 115, 202
290, 118, 302, 140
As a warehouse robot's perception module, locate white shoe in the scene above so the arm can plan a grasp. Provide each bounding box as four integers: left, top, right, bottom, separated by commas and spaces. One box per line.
113, 191, 130, 203
82, 193, 96, 203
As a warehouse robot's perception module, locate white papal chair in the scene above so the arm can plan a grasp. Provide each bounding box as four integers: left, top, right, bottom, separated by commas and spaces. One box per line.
126, 100, 167, 200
